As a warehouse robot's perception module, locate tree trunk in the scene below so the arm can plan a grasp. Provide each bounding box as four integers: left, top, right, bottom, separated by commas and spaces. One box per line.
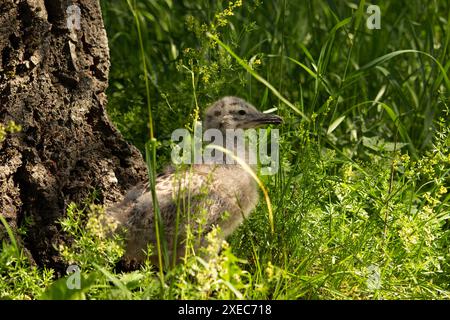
0, 0, 147, 273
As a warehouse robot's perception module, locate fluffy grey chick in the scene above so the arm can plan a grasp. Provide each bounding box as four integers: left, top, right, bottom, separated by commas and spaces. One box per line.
108, 96, 282, 268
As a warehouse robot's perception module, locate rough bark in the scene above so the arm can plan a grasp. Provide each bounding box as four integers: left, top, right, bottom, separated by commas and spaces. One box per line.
0, 0, 147, 273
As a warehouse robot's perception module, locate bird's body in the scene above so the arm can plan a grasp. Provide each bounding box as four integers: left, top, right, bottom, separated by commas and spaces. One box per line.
109, 163, 258, 266
108, 96, 282, 267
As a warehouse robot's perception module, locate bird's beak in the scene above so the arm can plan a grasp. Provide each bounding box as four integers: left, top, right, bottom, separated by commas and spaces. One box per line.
248, 113, 283, 126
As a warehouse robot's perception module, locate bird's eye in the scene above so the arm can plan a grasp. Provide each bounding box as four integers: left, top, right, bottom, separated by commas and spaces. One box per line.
238, 110, 246, 115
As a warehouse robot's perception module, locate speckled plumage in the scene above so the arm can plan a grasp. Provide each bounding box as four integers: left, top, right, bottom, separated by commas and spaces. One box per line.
108, 96, 282, 266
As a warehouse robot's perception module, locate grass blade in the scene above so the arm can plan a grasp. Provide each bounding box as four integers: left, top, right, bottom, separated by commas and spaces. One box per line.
207, 32, 310, 122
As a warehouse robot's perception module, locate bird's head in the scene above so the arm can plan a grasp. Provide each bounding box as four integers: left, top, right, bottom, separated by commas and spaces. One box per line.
204, 96, 283, 131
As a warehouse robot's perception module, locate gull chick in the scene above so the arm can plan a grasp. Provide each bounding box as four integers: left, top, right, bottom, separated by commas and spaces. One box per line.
108, 96, 282, 267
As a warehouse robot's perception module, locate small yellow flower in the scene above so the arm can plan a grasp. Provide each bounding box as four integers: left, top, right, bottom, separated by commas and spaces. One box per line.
265, 261, 274, 278
400, 154, 410, 163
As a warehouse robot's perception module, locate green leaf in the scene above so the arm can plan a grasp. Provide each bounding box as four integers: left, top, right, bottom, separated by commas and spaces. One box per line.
120, 271, 145, 290
94, 263, 133, 298
0, 215, 18, 256
349, 50, 450, 90
327, 116, 346, 135
379, 103, 417, 157
39, 272, 99, 300
362, 136, 408, 152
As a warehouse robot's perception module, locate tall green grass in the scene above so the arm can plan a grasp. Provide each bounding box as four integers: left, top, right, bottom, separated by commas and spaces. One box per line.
100, 0, 450, 299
